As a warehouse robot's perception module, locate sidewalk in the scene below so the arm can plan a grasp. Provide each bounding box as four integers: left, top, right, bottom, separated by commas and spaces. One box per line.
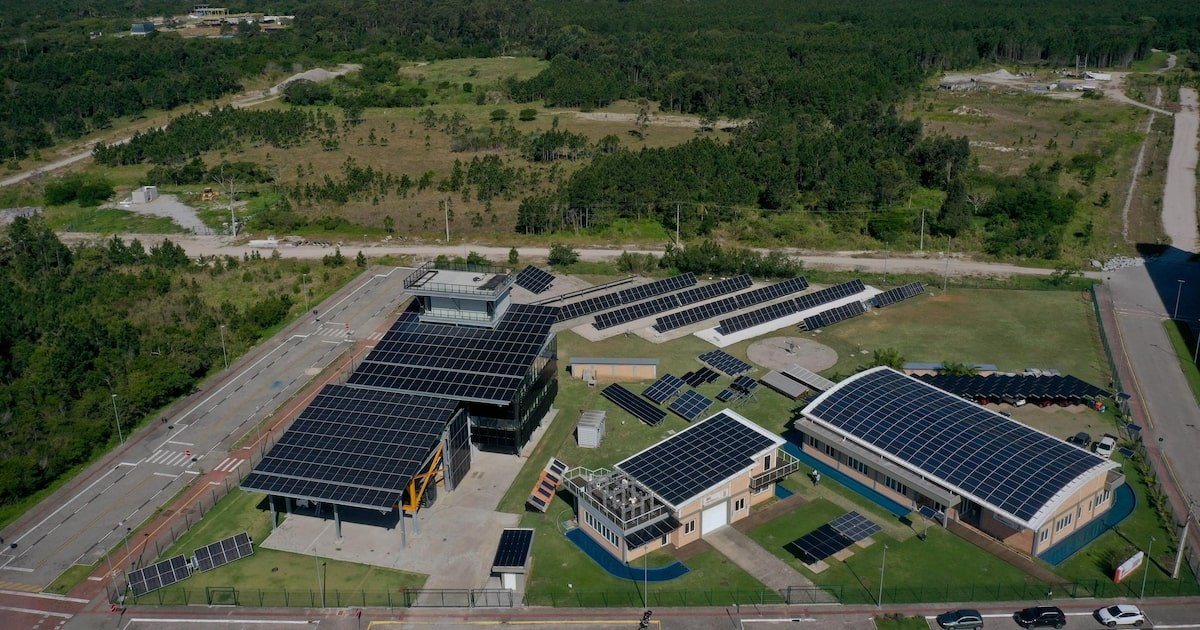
703, 527, 835, 602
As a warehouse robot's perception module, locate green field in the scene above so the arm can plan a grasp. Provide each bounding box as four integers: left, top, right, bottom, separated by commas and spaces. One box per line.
40, 206, 185, 233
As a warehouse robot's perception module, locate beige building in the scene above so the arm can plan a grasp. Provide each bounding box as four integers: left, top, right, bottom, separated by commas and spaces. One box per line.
798, 367, 1123, 557
568, 357, 657, 382
565, 410, 800, 562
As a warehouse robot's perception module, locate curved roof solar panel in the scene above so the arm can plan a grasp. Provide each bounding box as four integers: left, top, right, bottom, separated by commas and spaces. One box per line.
802, 367, 1117, 529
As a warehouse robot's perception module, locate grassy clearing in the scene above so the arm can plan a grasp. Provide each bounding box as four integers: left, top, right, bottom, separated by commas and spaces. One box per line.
150, 489, 425, 596
1161, 320, 1200, 406
397, 56, 548, 93
40, 205, 185, 233
811, 288, 1109, 385
1131, 51, 1172, 73
46, 563, 95, 595
875, 615, 935, 630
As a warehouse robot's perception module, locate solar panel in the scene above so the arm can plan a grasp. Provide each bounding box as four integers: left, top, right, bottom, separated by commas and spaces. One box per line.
128, 555, 191, 596
785, 525, 854, 564
802, 300, 866, 330
917, 505, 945, 523
732, 375, 759, 393
736, 277, 810, 307
514, 266, 554, 294
242, 384, 460, 509
716, 388, 737, 402
643, 374, 686, 403
718, 300, 800, 335
626, 516, 681, 549
558, 274, 696, 321
653, 274, 804, 333
793, 279, 866, 312
602, 384, 666, 426
871, 282, 924, 308
913, 374, 1108, 404
829, 511, 882, 541
193, 532, 254, 572
601, 275, 751, 331
527, 457, 567, 512
760, 371, 809, 398
492, 528, 534, 571
782, 364, 836, 391
699, 350, 752, 376
803, 368, 1116, 525
682, 367, 718, 387
617, 411, 780, 506
669, 390, 713, 421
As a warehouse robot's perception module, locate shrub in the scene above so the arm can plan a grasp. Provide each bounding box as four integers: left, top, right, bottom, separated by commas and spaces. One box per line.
518, 108, 537, 121
490, 108, 508, 122
548, 243, 579, 266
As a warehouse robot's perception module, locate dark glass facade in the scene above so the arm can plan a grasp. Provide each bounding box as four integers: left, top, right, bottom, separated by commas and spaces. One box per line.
469, 335, 558, 453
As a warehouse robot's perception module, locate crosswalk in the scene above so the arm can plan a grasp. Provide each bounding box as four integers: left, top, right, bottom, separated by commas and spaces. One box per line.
0, 579, 42, 592
311, 327, 384, 340
212, 457, 244, 473
145, 450, 195, 468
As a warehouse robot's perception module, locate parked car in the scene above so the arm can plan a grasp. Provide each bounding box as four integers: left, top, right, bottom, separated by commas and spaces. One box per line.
1014, 605, 1066, 629
936, 608, 984, 629
1094, 604, 1145, 627
1096, 435, 1117, 458
1068, 432, 1091, 448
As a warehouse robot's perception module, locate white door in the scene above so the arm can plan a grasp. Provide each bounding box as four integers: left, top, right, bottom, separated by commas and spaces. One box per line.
701, 502, 728, 535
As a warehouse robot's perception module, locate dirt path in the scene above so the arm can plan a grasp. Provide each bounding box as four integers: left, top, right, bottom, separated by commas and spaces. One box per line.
0, 64, 360, 189
1162, 88, 1199, 253
558, 110, 744, 129
1121, 87, 1163, 241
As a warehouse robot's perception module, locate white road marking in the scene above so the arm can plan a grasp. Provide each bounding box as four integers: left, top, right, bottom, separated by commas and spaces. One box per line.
165, 440, 193, 446
0, 466, 121, 568
1153, 625, 1200, 629
0, 605, 72, 619
0, 589, 89, 603
124, 619, 316, 626
0, 566, 33, 572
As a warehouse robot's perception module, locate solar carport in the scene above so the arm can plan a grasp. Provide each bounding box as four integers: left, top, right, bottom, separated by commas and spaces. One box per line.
798, 367, 1123, 556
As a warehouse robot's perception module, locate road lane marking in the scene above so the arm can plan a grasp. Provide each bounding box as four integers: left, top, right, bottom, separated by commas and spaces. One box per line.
0, 466, 121, 568
125, 620, 315, 626
152, 472, 177, 478
0, 588, 89, 603
165, 440, 193, 446
0, 605, 72, 619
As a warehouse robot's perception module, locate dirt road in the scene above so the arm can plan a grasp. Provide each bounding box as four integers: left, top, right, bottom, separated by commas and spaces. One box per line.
1162, 88, 1199, 252
0, 64, 360, 189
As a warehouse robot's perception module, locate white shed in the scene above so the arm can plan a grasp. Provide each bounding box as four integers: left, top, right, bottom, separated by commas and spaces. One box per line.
577, 410, 606, 448
132, 185, 159, 204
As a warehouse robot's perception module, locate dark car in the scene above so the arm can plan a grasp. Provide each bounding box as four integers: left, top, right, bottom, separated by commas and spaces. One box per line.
1068, 432, 1091, 448
937, 608, 984, 629
1015, 606, 1066, 629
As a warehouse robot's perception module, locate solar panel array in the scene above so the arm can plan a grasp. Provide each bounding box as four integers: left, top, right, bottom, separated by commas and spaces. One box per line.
786, 511, 881, 565
716, 279, 865, 334
802, 300, 866, 330
829, 511, 882, 541
128, 555, 190, 596
699, 350, 752, 376
643, 374, 686, 403
558, 274, 696, 321
913, 374, 1108, 404
716, 388, 736, 402
492, 528, 535, 570
595, 275, 752, 330
732, 375, 759, 393
514, 266, 554, 294
760, 371, 809, 399
669, 390, 713, 421
803, 368, 1112, 523
193, 532, 253, 572
348, 303, 557, 404
682, 368, 719, 387
602, 384, 666, 426
871, 282, 924, 308
528, 457, 567, 512
917, 505, 945, 523
242, 384, 460, 509
618, 412, 778, 506
626, 516, 680, 549
783, 364, 836, 391
653, 276, 809, 333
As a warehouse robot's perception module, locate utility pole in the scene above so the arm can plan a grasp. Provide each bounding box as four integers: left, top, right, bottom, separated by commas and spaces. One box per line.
942, 236, 951, 291
1140, 536, 1155, 599
878, 544, 888, 607
110, 394, 124, 445
884, 244, 890, 285
919, 208, 926, 252
443, 198, 451, 243
1174, 280, 1185, 320
675, 203, 680, 247
1173, 504, 1196, 578
219, 325, 228, 369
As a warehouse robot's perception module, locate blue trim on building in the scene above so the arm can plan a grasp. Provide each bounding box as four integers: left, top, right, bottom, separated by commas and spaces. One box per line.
565, 528, 690, 581
774, 483, 794, 500
1037, 483, 1136, 566
782, 442, 912, 518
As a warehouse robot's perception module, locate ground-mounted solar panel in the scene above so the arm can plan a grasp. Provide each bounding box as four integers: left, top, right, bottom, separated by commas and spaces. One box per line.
128, 555, 191, 596
594, 294, 681, 329
718, 299, 800, 335
760, 371, 809, 399
654, 275, 808, 333
492, 528, 535, 572
716, 388, 737, 402
732, 375, 759, 393
829, 511, 881, 541
682, 367, 719, 387
527, 457, 568, 512
669, 390, 713, 421
699, 350, 752, 376
643, 374, 686, 403
913, 374, 1108, 405
871, 282, 924, 308
785, 525, 854, 565
602, 383, 666, 426
674, 274, 753, 304
514, 266, 554, 294
735, 277, 810, 308
802, 300, 866, 330
782, 364, 836, 391
558, 274, 696, 321
193, 532, 253, 572
793, 279, 866, 313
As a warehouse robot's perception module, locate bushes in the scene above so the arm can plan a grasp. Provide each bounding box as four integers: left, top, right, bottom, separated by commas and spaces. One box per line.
548, 243, 579, 266
659, 240, 802, 278
43, 174, 114, 207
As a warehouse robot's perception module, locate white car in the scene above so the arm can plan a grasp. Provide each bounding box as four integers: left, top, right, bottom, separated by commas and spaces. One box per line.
1094, 603, 1146, 627
1095, 435, 1117, 459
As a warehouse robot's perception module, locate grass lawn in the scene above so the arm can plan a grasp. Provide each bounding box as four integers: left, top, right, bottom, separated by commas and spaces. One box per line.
1130, 51, 1172, 73
875, 616, 934, 630
40, 205, 185, 233
813, 289, 1110, 386
1161, 319, 1200, 406
140, 489, 425, 604
745, 499, 1040, 605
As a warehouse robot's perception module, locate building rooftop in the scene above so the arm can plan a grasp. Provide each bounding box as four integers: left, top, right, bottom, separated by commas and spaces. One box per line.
568, 357, 660, 366
404, 261, 514, 300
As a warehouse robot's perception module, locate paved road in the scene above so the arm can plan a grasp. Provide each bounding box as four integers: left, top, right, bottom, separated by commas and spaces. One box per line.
1163, 89, 1199, 252
0, 267, 410, 592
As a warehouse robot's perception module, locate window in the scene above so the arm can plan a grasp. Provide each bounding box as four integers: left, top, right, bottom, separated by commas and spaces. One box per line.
1054, 513, 1074, 532
752, 484, 770, 495
661, 534, 668, 545
884, 476, 909, 497
764, 454, 772, 470
1039, 528, 1050, 542
823, 443, 836, 458
684, 520, 696, 534
846, 456, 868, 475
735, 498, 746, 512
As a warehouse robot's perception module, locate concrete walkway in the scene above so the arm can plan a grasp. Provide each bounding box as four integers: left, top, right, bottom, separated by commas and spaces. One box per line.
703, 526, 835, 602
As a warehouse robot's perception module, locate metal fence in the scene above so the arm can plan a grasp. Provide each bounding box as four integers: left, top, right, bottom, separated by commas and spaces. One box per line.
127, 588, 515, 608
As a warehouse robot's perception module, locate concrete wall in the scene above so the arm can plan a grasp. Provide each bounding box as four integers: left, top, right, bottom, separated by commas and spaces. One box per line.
1029, 473, 1113, 555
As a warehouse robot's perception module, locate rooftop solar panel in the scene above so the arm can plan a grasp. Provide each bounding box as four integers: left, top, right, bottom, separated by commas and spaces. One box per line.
128, 555, 190, 596
602, 384, 666, 426
668, 390, 713, 421
871, 282, 924, 308
625, 516, 681, 549
193, 532, 253, 572
803, 368, 1117, 526
514, 266, 554, 294
617, 411, 780, 506
492, 528, 535, 571
242, 384, 460, 509
558, 274, 696, 321
699, 350, 752, 376
643, 374, 686, 403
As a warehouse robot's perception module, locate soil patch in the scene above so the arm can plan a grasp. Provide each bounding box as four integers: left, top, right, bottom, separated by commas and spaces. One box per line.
747, 336, 838, 372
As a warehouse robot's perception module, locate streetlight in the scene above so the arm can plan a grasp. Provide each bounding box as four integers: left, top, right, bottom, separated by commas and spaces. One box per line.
110, 394, 124, 445
302, 273, 311, 314
1174, 280, 1185, 320
878, 544, 889, 607
1140, 535, 1155, 600
219, 324, 228, 369
123, 526, 134, 569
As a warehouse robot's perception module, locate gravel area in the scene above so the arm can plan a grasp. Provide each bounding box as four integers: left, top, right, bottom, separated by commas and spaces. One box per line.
747, 336, 838, 372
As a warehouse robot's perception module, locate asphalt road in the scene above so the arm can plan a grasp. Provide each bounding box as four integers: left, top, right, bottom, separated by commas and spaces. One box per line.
1162, 88, 1199, 252
0, 267, 411, 592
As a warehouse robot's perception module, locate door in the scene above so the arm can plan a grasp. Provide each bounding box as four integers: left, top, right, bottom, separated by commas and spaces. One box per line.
701, 502, 728, 535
